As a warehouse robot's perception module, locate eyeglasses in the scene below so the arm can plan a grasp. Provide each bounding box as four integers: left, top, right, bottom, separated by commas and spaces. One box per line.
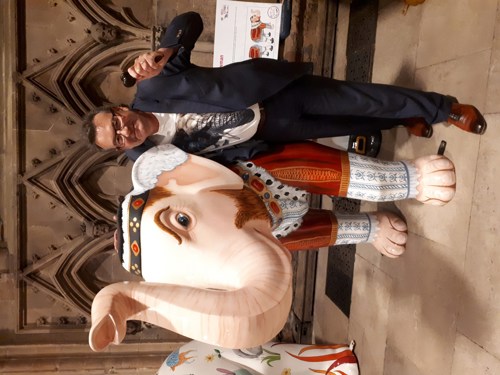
109, 107, 125, 149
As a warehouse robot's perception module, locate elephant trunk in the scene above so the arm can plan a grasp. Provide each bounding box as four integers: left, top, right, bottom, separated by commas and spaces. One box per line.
89, 236, 293, 351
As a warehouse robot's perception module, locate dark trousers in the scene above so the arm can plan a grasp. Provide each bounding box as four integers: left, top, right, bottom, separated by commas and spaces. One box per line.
257, 75, 454, 142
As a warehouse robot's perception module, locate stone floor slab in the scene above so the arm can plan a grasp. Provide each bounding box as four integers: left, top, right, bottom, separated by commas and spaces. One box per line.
416, 0, 497, 69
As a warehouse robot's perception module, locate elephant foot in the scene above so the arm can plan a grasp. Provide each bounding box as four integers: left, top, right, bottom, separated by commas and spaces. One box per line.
414, 154, 456, 206
371, 211, 408, 258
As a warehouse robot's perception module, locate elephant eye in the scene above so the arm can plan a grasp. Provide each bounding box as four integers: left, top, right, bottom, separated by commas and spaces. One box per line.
176, 213, 190, 227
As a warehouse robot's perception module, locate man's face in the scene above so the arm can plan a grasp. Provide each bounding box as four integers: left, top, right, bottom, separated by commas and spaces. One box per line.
93, 106, 158, 150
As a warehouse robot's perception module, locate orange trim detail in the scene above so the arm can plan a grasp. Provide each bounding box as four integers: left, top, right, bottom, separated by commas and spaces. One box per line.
338, 151, 350, 197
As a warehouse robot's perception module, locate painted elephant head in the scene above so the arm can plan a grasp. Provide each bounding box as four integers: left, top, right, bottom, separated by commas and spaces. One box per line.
89, 145, 293, 351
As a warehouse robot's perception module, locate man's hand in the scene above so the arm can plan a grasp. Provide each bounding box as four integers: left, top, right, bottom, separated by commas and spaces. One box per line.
127, 47, 174, 82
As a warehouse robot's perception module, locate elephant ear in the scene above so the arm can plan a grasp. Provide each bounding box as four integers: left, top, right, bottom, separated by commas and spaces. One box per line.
132, 144, 243, 195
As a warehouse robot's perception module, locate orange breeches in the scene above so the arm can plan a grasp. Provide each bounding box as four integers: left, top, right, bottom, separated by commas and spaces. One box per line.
249, 141, 351, 196
279, 209, 338, 251
248, 141, 351, 251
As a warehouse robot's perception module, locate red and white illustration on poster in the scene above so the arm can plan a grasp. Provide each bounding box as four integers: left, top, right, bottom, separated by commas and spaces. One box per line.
213, 0, 282, 67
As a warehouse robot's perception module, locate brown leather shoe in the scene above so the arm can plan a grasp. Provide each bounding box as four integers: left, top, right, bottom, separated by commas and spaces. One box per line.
405, 118, 433, 138
448, 103, 487, 135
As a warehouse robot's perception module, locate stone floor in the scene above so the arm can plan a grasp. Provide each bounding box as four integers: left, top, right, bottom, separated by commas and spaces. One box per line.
313, 0, 500, 374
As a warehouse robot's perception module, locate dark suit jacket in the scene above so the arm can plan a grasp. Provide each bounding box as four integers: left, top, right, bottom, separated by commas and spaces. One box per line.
131, 11, 312, 113
126, 12, 312, 161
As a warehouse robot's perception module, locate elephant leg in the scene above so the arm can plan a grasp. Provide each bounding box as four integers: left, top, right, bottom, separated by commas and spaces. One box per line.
250, 141, 455, 205
279, 209, 337, 251
248, 141, 351, 196
345, 153, 455, 204
334, 211, 408, 258
281, 209, 407, 257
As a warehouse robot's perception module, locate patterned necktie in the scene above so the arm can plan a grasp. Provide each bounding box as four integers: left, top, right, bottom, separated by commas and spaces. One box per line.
172, 109, 255, 153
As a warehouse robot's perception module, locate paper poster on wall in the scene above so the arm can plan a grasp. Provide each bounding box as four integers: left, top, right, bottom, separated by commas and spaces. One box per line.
213, 0, 282, 67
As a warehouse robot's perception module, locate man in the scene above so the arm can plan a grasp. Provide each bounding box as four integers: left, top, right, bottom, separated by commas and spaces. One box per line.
85, 103, 265, 161
83, 11, 487, 161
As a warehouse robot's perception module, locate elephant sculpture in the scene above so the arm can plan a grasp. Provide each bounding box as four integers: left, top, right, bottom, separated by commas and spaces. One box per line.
157, 339, 359, 375
89, 141, 455, 351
